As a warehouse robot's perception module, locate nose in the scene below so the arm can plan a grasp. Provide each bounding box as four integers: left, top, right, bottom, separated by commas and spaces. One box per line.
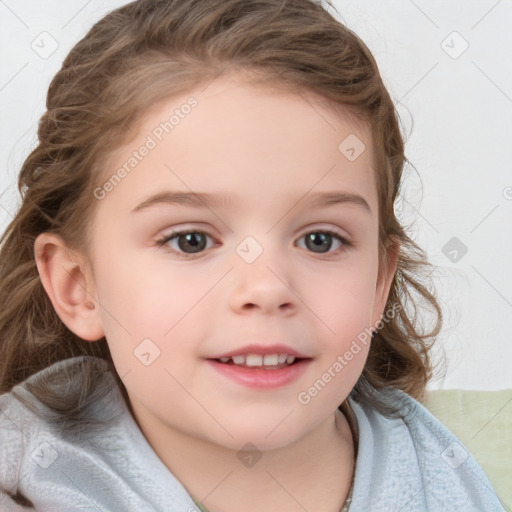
228, 251, 297, 316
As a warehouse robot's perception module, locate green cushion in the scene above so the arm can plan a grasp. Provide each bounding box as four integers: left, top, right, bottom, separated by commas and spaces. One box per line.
422, 389, 512, 511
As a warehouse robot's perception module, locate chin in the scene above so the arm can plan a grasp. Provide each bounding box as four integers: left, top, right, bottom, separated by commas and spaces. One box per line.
212, 420, 308, 453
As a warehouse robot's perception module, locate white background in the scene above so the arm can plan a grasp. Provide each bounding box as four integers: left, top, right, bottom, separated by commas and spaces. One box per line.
0, 0, 511, 391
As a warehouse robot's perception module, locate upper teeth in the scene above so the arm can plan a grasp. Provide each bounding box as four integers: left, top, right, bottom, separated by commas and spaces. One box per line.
219, 354, 296, 366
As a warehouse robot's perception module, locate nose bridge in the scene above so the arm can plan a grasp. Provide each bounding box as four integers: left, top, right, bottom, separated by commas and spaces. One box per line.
229, 236, 296, 314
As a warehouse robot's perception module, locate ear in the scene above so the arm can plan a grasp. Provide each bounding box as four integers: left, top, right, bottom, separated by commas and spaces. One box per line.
371, 238, 400, 328
34, 233, 105, 341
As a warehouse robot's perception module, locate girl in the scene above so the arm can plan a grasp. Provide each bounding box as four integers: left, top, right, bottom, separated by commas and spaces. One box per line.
0, 0, 505, 510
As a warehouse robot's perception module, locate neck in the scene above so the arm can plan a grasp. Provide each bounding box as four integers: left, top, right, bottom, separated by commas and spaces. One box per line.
136, 407, 355, 512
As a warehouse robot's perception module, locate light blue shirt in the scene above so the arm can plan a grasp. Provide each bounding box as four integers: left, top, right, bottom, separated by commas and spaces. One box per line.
0, 357, 506, 511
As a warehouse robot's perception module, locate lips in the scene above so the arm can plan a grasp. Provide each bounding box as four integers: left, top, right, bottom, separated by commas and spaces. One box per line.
206, 358, 311, 389
205, 344, 312, 387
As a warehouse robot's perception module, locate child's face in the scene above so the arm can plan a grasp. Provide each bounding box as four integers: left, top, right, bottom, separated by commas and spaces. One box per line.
86, 73, 395, 450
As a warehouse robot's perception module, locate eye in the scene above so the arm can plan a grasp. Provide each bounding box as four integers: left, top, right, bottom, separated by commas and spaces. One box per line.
156, 230, 215, 255
156, 228, 351, 257
296, 229, 350, 255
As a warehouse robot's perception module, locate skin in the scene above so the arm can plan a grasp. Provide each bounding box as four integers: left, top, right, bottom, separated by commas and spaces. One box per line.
35, 71, 398, 512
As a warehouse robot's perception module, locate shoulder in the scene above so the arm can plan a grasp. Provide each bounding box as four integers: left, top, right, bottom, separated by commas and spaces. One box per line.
0, 356, 119, 504
1, 356, 117, 434
346, 387, 506, 512
0, 355, 115, 443
0, 391, 23, 500
0, 356, 198, 511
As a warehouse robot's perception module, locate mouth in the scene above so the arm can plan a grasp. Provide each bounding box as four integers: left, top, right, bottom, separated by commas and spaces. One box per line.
209, 353, 309, 370
206, 355, 312, 389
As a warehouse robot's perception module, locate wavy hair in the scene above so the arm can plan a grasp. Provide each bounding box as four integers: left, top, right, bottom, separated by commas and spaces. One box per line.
0, 0, 443, 417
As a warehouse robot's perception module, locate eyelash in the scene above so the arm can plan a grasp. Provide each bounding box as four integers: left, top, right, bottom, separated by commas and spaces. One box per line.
155, 228, 352, 258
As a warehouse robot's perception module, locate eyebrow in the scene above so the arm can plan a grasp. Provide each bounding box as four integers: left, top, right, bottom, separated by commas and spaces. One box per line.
131, 190, 372, 215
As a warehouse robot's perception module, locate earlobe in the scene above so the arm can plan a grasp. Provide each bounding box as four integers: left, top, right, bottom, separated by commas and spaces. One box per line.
34, 233, 105, 342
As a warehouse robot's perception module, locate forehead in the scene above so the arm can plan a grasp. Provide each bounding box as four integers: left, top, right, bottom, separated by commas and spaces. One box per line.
95, 71, 376, 216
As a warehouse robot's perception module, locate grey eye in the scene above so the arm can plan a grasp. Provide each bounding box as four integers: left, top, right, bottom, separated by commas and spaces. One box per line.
305, 232, 334, 253
297, 231, 345, 254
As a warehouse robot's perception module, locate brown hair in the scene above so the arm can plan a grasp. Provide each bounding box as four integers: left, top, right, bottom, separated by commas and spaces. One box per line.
0, 0, 443, 416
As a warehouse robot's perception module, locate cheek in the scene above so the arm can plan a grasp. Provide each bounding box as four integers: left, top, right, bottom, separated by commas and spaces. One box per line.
307, 257, 379, 332
302, 255, 378, 392
95, 255, 200, 327
93, 259, 219, 367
